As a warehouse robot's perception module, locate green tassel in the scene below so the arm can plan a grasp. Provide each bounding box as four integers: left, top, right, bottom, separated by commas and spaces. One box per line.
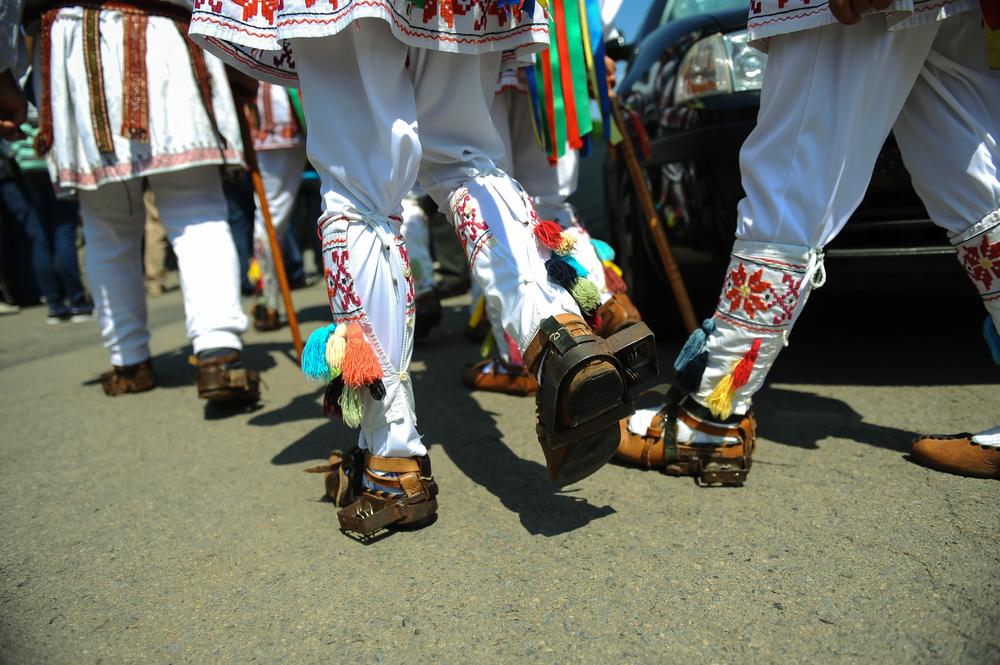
570, 278, 601, 313
339, 386, 363, 428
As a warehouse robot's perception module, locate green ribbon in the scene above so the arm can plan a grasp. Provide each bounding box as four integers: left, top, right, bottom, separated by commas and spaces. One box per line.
561, 0, 593, 140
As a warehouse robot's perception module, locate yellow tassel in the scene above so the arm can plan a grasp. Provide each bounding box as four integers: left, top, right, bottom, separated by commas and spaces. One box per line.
705, 369, 736, 419
555, 235, 577, 256
247, 258, 262, 283
480, 331, 497, 359
325, 329, 346, 377
604, 260, 623, 277
469, 295, 486, 329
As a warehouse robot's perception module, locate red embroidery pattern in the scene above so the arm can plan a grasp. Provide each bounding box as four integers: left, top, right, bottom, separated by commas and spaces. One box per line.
325, 243, 363, 315
723, 263, 772, 320
231, 0, 285, 24
961, 235, 1000, 291
453, 192, 491, 266
305, 0, 338, 8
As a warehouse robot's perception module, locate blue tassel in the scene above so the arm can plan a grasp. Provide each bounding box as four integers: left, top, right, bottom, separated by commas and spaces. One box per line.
985, 316, 1000, 366
676, 350, 709, 394
591, 239, 615, 263
562, 255, 589, 278
545, 257, 578, 290
673, 318, 716, 372
301, 324, 335, 381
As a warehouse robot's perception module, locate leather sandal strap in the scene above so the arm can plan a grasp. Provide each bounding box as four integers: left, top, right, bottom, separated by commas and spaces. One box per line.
678, 410, 743, 439
366, 453, 422, 474
522, 313, 592, 373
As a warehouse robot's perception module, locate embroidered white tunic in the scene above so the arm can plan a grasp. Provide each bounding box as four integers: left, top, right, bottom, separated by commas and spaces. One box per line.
40, 1, 244, 192
188, 0, 550, 86
748, 0, 980, 47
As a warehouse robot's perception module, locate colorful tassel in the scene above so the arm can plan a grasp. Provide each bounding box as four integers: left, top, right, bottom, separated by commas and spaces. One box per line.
545, 257, 578, 289
562, 255, 589, 278
342, 323, 383, 388
534, 220, 564, 250
301, 324, 335, 381
674, 319, 716, 373
705, 339, 762, 419
676, 351, 709, 394
325, 324, 347, 379
604, 260, 623, 277
555, 234, 577, 256
339, 386, 363, 428
985, 316, 1000, 366
247, 258, 262, 285
323, 379, 344, 418
590, 313, 604, 333
591, 239, 615, 262
505, 333, 524, 366
570, 278, 601, 313
369, 379, 386, 401
603, 264, 627, 293
468, 295, 486, 329
480, 331, 497, 359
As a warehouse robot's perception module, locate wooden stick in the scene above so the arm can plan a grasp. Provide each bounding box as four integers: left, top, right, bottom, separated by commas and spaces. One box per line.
238, 102, 304, 361
609, 95, 698, 334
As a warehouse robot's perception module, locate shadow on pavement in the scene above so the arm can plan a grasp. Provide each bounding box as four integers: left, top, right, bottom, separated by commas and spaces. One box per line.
264, 303, 616, 537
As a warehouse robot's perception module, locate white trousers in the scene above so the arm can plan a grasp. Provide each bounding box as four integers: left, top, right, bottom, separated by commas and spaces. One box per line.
480, 88, 609, 358
689, 11, 1000, 417
292, 20, 579, 458
253, 146, 307, 310
77, 166, 247, 366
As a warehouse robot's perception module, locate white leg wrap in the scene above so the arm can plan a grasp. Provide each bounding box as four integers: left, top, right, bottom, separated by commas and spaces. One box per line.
447, 170, 580, 353
685, 240, 824, 418
321, 210, 423, 458
951, 209, 1000, 329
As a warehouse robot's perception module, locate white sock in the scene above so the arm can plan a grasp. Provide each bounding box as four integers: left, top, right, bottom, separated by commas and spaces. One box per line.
971, 425, 1000, 448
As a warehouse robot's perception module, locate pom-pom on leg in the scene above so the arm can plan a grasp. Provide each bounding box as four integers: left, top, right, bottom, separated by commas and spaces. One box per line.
546, 257, 579, 290
591, 239, 615, 262
570, 278, 601, 314
339, 386, 363, 428
705, 339, 762, 419
534, 220, 564, 250
302, 324, 335, 381
674, 319, 716, 373
342, 323, 383, 388
323, 378, 344, 418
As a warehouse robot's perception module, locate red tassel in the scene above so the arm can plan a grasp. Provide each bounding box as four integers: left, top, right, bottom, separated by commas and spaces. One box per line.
505, 333, 524, 366
534, 220, 564, 250
603, 265, 628, 293
341, 323, 383, 388
730, 339, 762, 390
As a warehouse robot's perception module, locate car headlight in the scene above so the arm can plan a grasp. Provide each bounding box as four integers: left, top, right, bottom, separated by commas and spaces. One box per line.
674, 30, 767, 104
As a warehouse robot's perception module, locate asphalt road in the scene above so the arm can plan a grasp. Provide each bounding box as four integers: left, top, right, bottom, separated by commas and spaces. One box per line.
1, 278, 998, 664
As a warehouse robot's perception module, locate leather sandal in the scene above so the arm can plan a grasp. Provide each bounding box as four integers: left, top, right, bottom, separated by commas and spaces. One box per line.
911, 433, 1000, 479
100, 359, 156, 396
617, 393, 756, 486
252, 304, 281, 332
594, 293, 642, 338
461, 357, 538, 396
523, 313, 657, 487
192, 352, 260, 404
306, 449, 439, 536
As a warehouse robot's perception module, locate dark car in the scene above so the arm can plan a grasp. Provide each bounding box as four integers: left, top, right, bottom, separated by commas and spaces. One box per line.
605, 0, 953, 328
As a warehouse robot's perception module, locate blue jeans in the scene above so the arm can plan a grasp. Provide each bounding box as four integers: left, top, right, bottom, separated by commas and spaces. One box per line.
0, 171, 88, 313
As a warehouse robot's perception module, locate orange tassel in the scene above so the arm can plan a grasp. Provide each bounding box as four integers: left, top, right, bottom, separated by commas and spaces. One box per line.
705, 339, 761, 419
341, 323, 383, 388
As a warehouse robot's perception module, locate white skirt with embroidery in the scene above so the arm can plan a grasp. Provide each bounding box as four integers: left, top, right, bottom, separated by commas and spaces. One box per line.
748, 0, 980, 48
189, 0, 550, 86
253, 83, 305, 151
42, 8, 243, 192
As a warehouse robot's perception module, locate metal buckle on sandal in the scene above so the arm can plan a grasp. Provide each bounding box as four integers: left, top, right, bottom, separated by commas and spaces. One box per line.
337, 494, 406, 535
693, 456, 750, 487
